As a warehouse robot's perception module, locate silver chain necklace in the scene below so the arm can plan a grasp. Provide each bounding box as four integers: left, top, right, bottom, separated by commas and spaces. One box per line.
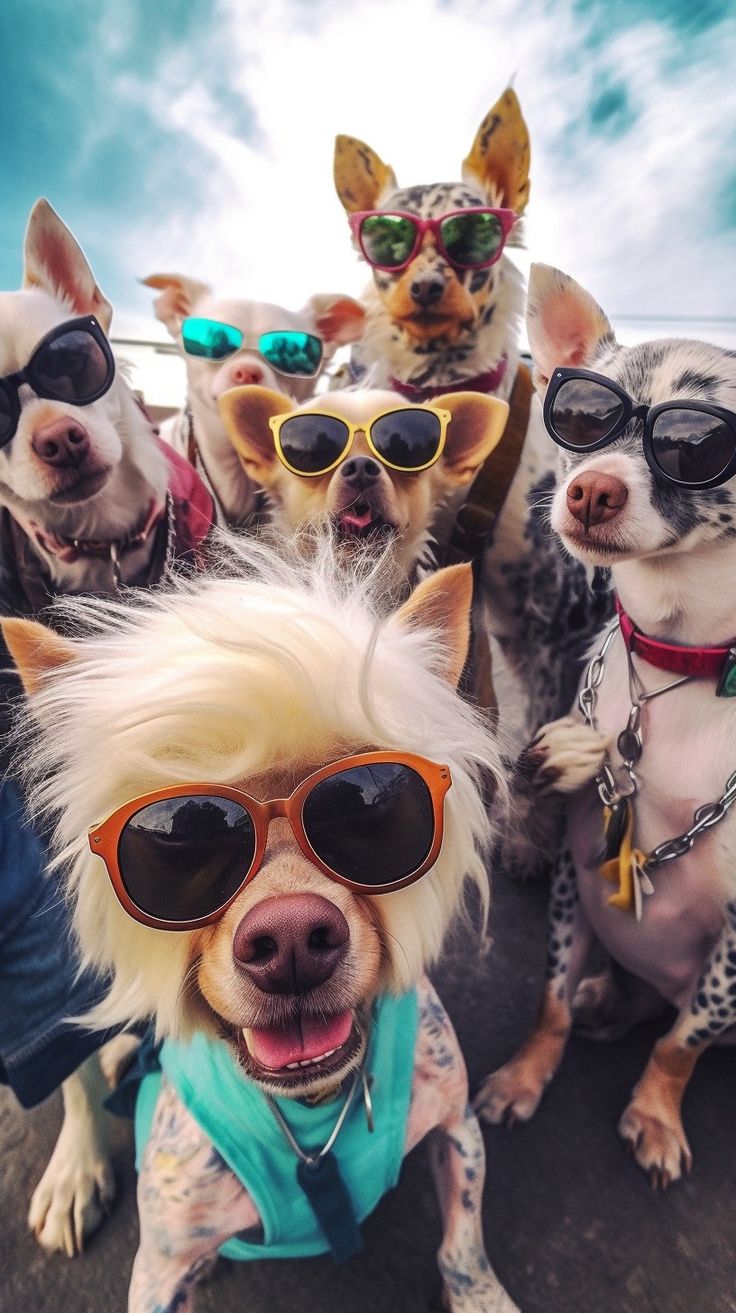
579, 619, 736, 872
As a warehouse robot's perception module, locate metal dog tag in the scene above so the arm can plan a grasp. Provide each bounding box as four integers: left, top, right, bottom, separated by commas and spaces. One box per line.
716, 649, 736, 698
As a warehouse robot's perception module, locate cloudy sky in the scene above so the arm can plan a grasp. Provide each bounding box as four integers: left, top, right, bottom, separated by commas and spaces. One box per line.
2, 0, 736, 350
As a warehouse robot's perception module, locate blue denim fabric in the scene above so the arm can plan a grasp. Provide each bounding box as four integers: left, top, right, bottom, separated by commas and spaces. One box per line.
0, 779, 115, 1108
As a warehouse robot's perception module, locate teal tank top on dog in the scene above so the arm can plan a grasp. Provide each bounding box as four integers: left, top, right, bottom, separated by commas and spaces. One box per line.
134, 990, 419, 1261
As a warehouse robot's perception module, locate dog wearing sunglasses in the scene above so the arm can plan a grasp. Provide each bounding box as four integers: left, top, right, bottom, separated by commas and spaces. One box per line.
3, 536, 520, 1313
476, 262, 736, 1186
144, 273, 366, 526
217, 385, 509, 580
0, 199, 213, 1254
333, 91, 611, 863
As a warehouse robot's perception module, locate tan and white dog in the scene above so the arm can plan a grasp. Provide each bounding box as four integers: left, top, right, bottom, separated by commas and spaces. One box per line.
217, 385, 509, 582
144, 274, 366, 526
4, 536, 520, 1313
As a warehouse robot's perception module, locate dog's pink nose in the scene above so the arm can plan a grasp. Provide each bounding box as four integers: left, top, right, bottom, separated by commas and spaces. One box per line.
566, 471, 628, 529
233, 894, 349, 994
229, 360, 264, 387
31, 418, 91, 468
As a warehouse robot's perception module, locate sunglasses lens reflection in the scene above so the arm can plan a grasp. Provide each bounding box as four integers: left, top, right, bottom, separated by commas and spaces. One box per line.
259, 331, 323, 377
360, 214, 417, 268
650, 409, 736, 485
303, 763, 435, 886
182, 318, 243, 360
440, 211, 504, 267
549, 378, 626, 448
0, 383, 16, 446
32, 328, 113, 404
119, 795, 256, 922
371, 408, 443, 469
277, 413, 350, 474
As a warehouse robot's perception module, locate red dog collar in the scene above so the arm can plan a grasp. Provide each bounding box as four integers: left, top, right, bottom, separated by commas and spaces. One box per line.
390, 356, 508, 403
616, 597, 736, 695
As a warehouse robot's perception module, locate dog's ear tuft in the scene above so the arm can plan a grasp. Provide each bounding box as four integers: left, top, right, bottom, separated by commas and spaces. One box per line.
434, 392, 510, 487
393, 564, 473, 687
218, 385, 295, 485
142, 273, 212, 337
334, 135, 398, 214
302, 294, 366, 348
462, 88, 531, 216
526, 263, 615, 390
2, 617, 77, 697
23, 199, 113, 333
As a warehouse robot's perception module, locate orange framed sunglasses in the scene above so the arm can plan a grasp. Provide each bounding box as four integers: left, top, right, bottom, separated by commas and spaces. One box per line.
88, 751, 452, 931
268, 405, 452, 478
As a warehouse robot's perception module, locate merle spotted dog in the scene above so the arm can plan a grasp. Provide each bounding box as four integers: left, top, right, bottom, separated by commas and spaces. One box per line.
477, 262, 736, 1185
334, 90, 611, 875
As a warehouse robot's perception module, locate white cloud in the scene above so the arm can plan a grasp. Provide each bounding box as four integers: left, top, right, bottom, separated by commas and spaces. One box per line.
100, 0, 736, 350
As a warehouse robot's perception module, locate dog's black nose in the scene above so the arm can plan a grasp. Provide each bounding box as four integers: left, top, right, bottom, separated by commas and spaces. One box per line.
340, 455, 381, 489
32, 418, 91, 468
233, 894, 350, 994
409, 272, 446, 307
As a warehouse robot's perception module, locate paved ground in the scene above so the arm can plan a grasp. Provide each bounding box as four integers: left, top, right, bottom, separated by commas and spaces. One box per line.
2, 872, 735, 1313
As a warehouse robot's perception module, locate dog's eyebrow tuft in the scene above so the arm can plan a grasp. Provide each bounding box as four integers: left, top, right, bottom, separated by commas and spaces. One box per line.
670, 369, 722, 397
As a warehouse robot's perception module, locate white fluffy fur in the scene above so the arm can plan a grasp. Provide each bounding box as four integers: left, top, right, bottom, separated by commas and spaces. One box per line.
18, 532, 505, 1040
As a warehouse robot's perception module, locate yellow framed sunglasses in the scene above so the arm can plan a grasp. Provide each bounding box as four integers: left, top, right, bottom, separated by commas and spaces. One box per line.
268, 405, 452, 477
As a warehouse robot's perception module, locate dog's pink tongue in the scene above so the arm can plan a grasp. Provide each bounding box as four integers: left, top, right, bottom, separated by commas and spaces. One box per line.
340, 507, 374, 531
248, 1010, 352, 1070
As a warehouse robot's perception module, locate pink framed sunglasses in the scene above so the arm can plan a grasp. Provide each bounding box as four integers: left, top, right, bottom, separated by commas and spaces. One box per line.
349, 207, 518, 273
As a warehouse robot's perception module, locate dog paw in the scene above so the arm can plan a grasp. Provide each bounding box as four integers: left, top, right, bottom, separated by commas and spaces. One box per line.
441, 1275, 521, 1313
98, 1032, 141, 1089
572, 971, 629, 1039
518, 716, 610, 794
28, 1133, 115, 1256
618, 1100, 693, 1189
473, 1061, 547, 1127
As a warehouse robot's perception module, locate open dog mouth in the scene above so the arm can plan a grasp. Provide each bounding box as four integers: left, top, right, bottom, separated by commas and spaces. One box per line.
235, 1008, 365, 1090
334, 499, 397, 541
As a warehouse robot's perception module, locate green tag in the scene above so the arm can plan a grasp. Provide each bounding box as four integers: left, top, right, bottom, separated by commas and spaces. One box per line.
716, 649, 736, 697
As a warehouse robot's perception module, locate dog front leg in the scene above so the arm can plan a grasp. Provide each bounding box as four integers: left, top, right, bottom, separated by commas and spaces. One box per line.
406, 979, 519, 1313
130, 1077, 259, 1313
28, 1049, 115, 1256
619, 898, 736, 1187
475, 846, 593, 1125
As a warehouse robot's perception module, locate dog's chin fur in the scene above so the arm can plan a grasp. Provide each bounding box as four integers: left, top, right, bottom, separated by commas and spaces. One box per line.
18, 532, 504, 1053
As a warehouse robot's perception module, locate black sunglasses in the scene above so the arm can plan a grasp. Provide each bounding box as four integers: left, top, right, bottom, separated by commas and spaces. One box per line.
0, 316, 116, 449
543, 367, 736, 491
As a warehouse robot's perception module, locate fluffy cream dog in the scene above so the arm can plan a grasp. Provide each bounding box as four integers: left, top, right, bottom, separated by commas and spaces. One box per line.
5, 535, 519, 1313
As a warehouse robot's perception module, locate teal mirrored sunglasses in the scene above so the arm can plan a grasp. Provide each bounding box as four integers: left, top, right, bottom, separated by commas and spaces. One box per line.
181, 318, 323, 378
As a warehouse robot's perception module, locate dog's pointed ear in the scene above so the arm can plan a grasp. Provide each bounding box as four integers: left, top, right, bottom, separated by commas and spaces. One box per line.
434, 392, 509, 487
462, 88, 531, 217
334, 135, 398, 214
23, 199, 113, 333
218, 385, 295, 486
392, 564, 473, 687
141, 273, 212, 337
302, 293, 366, 348
526, 263, 615, 390
2, 617, 77, 696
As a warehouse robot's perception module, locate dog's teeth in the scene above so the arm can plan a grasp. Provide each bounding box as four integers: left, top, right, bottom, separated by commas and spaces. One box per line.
285, 1061, 301, 1070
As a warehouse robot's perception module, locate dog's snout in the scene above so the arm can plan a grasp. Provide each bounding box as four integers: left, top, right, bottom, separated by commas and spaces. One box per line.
31, 418, 91, 468
341, 455, 381, 488
409, 271, 446, 307
229, 360, 264, 387
233, 894, 349, 994
566, 471, 628, 530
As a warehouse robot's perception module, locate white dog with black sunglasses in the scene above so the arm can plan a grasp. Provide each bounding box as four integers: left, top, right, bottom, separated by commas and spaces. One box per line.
0, 198, 212, 1256
477, 263, 736, 1187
